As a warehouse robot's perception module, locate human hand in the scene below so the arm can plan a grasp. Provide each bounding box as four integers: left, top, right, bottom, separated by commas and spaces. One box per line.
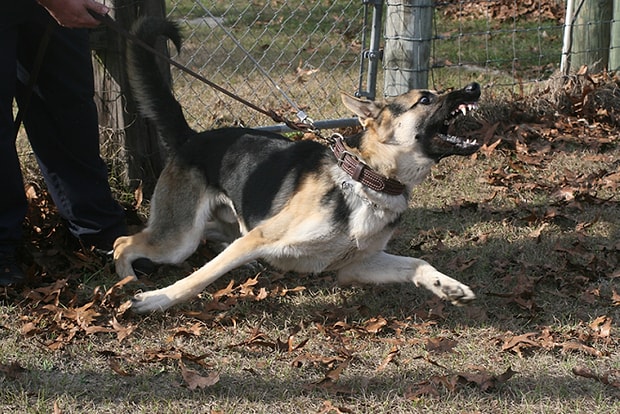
37, 0, 109, 28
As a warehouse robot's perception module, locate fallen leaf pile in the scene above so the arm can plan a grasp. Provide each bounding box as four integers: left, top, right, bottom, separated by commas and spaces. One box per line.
501, 316, 614, 358
405, 366, 518, 400
17, 276, 136, 350
441, 0, 565, 22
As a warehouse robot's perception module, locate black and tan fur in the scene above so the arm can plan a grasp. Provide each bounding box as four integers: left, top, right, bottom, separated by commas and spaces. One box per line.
115, 18, 481, 313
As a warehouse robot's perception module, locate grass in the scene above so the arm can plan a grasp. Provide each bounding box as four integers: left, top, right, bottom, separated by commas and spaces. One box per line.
3, 2, 620, 413
4, 118, 620, 412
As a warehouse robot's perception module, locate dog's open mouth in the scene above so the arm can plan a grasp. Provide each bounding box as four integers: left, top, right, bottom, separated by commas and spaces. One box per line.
431, 101, 480, 158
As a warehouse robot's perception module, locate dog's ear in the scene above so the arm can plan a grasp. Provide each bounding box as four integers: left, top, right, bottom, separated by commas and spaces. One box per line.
341, 93, 382, 121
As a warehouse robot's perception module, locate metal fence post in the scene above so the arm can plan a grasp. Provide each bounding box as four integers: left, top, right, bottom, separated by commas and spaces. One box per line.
609, 0, 620, 71
383, 0, 432, 96
357, 0, 384, 101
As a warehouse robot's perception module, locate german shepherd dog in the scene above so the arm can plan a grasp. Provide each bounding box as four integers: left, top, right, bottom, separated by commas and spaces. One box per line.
114, 18, 481, 313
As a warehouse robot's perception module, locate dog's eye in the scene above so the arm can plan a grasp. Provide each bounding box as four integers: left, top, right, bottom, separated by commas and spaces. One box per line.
418, 95, 431, 105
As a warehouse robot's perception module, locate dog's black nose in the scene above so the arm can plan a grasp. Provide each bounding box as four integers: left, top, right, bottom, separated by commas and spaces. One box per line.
464, 82, 480, 97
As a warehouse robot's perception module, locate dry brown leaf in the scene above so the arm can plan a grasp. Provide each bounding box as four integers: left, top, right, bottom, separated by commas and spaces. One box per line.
306, 358, 354, 394
20, 322, 40, 336
179, 361, 220, 390
529, 222, 548, 240
501, 332, 540, 357
25, 183, 39, 200
573, 366, 620, 389
363, 317, 387, 334
479, 137, 502, 157
405, 380, 441, 401
291, 354, 345, 369
278, 286, 306, 296
589, 316, 612, 340
295, 61, 319, 83
83, 325, 114, 335
212, 280, 235, 299
116, 299, 133, 316
561, 341, 603, 357
458, 366, 517, 392
111, 317, 136, 343
107, 275, 136, 294
376, 346, 399, 372
425, 337, 458, 354
25, 278, 68, 306
414, 297, 446, 320
167, 323, 204, 343
133, 183, 143, 209
324, 359, 350, 383
277, 335, 309, 353
109, 357, 132, 377
142, 347, 183, 363
317, 400, 354, 414
255, 287, 268, 301
239, 275, 260, 297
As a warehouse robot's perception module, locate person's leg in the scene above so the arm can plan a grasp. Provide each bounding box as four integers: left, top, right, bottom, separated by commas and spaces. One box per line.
16, 8, 127, 251
0, 21, 28, 285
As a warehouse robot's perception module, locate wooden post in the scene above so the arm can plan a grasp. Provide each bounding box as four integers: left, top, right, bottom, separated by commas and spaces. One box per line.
383, 0, 432, 96
609, 0, 620, 71
570, 0, 613, 73
91, 0, 168, 199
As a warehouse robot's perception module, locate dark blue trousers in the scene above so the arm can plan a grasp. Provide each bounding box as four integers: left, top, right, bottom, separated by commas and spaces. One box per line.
0, 3, 127, 253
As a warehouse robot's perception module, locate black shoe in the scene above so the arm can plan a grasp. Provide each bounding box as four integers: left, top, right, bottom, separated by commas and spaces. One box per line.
132, 258, 157, 277
0, 251, 26, 287
91, 247, 157, 277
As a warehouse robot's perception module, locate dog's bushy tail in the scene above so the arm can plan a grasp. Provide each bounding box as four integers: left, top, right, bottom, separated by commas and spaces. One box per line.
127, 17, 194, 151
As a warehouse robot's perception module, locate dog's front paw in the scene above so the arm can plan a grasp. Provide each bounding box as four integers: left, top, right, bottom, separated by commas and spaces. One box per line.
438, 280, 476, 305
130, 289, 174, 313
415, 270, 476, 305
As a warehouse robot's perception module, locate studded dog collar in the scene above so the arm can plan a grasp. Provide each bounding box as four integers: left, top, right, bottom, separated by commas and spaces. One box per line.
330, 137, 406, 196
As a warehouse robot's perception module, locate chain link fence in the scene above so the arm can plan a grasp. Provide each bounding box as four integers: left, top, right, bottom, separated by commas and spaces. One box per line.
165, 0, 367, 131
162, 0, 570, 131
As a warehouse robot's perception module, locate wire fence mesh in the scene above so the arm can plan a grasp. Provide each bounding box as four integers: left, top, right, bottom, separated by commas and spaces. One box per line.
166, 0, 367, 130
162, 0, 570, 130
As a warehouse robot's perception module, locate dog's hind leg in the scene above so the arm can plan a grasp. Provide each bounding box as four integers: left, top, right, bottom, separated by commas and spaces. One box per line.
113, 226, 205, 281
129, 228, 270, 313
113, 166, 214, 280
337, 252, 475, 305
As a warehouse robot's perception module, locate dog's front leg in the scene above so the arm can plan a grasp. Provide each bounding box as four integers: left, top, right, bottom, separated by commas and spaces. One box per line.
130, 230, 268, 313
337, 252, 475, 305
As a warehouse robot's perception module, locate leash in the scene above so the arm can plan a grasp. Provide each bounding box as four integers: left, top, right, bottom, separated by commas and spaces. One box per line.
89, 11, 317, 135
91, 12, 404, 195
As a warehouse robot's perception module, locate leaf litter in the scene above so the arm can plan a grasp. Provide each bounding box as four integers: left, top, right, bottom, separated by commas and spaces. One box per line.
1, 69, 619, 406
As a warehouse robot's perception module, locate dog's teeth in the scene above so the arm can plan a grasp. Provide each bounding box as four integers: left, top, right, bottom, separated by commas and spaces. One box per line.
460, 106, 467, 116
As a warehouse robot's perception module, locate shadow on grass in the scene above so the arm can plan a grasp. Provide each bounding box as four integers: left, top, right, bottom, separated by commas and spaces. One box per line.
2, 361, 619, 408
1, 200, 618, 411
175, 199, 619, 330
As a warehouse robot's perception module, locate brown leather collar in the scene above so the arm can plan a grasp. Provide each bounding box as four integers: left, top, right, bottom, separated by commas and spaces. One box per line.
330, 137, 406, 196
